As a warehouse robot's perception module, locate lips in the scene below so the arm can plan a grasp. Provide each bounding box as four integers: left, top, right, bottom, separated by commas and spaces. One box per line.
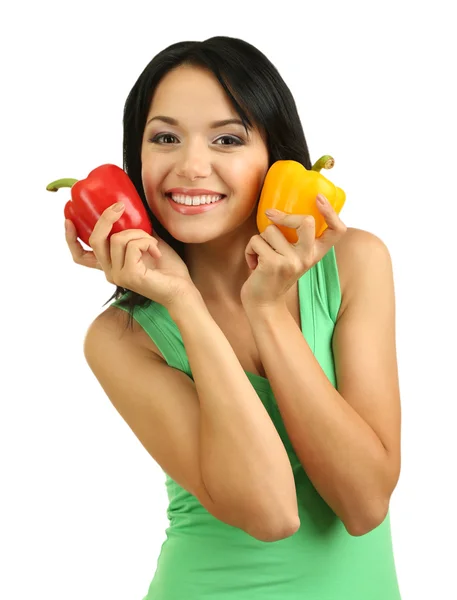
166, 192, 226, 215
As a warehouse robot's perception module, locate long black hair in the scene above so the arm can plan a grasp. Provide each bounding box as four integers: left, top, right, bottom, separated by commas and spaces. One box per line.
107, 36, 312, 327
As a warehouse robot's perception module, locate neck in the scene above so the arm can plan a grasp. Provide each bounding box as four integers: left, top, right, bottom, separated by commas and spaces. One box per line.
184, 215, 258, 305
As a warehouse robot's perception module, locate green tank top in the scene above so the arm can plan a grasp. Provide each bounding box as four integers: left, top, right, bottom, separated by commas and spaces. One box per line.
112, 247, 401, 600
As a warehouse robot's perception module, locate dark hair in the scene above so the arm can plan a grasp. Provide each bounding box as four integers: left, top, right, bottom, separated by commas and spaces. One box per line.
106, 36, 312, 328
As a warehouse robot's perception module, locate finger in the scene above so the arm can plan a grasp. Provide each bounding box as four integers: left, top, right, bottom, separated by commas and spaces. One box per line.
264, 209, 316, 252
264, 209, 311, 232
150, 229, 163, 243
291, 215, 316, 255
260, 224, 298, 257
89, 202, 125, 271
315, 194, 348, 251
245, 234, 277, 270
110, 230, 161, 272
123, 238, 160, 275
260, 225, 309, 274
65, 219, 102, 270
244, 237, 258, 270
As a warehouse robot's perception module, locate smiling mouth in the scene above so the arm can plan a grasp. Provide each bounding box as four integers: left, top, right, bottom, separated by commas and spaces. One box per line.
165, 192, 226, 206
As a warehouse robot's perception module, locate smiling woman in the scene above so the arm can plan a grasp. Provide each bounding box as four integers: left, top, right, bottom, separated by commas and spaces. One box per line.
69, 36, 403, 600
139, 64, 270, 242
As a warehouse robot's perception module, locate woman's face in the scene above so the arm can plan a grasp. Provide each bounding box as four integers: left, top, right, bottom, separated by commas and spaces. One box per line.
140, 65, 270, 244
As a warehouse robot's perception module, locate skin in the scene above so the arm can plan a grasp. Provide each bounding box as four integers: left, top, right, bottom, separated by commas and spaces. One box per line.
63, 63, 352, 372
66, 64, 401, 536
140, 64, 270, 305
65, 64, 345, 313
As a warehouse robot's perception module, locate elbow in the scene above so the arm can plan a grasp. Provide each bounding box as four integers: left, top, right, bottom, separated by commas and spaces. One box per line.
247, 514, 301, 543
344, 501, 389, 537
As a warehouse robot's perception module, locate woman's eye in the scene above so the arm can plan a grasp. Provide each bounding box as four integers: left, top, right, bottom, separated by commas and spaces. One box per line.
214, 135, 243, 146
149, 133, 178, 144
148, 134, 243, 146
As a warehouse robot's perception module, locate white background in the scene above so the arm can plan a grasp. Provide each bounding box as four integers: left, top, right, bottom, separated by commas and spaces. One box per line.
1, 1, 456, 599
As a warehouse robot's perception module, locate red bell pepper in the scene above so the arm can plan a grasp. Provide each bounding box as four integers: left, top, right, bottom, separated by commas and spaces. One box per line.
46, 164, 153, 247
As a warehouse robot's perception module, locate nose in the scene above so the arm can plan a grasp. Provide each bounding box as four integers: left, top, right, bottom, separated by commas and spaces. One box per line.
175, 139, 212, 181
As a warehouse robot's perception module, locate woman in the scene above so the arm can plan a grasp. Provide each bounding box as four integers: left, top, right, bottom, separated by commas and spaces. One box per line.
66, 37, 402, 599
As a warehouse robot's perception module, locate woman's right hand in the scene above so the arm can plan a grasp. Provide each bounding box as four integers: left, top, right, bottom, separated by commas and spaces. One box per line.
64, 202, 198, 309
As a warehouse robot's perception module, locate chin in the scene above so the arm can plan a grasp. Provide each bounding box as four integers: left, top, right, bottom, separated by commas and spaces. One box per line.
169, 213, 246, 243
167, 226, 225, 244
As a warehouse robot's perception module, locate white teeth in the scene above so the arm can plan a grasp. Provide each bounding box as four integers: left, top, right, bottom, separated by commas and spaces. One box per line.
170, 194, 224, 206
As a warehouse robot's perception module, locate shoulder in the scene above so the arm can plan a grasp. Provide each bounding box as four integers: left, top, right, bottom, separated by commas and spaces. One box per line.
334, 226, 391, 265
333, 227, 393, 320
84, 304, 166, 361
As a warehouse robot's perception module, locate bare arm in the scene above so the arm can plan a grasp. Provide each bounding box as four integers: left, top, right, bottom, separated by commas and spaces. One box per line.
84, 294, 299, 542
169, 293, 299, 538
243, 229, 401, 536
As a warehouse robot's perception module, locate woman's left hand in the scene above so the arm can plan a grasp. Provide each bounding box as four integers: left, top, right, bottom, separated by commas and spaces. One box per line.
240, 194, 347, 309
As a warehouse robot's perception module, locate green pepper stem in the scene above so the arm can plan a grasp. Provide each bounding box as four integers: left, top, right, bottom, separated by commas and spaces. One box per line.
46, 178, 79, 192
311, 155, 335, 172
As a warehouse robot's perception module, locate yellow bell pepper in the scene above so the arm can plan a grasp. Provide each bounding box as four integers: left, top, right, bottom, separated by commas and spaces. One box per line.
257, 155, 346, 243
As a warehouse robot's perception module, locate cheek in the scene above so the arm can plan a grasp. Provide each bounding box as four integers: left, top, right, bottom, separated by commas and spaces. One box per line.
227, 153, 268, 186
141, 160, 168, 208
230, 156, 269, 204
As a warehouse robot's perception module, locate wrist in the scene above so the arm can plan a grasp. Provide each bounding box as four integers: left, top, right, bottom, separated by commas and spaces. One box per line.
166, 288, 206, 322
242, 297, 289, 320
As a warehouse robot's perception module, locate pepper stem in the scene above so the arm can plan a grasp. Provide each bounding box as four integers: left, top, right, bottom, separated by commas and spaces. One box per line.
46, 178, 79, 192
311, 155, 335, 172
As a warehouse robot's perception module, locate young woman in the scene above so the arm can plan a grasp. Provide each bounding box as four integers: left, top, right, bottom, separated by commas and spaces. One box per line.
65, 36, 402, 599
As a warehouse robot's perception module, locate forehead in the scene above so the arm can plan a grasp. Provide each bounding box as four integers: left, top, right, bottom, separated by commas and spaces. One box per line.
148, 65, 239, 123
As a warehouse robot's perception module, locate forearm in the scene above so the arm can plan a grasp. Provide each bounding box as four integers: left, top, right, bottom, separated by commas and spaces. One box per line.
245, 301, 390, 535
168, 294, 298, 536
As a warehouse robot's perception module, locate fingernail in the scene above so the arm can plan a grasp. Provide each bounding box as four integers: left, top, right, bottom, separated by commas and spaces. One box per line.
265, 208, 282, 218
64, 220, 71, 231
113, 202, 125, 211
317, 194, 328, 206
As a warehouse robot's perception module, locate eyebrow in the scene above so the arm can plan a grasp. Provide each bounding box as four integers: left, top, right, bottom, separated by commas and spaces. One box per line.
146, 115, 246, 129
